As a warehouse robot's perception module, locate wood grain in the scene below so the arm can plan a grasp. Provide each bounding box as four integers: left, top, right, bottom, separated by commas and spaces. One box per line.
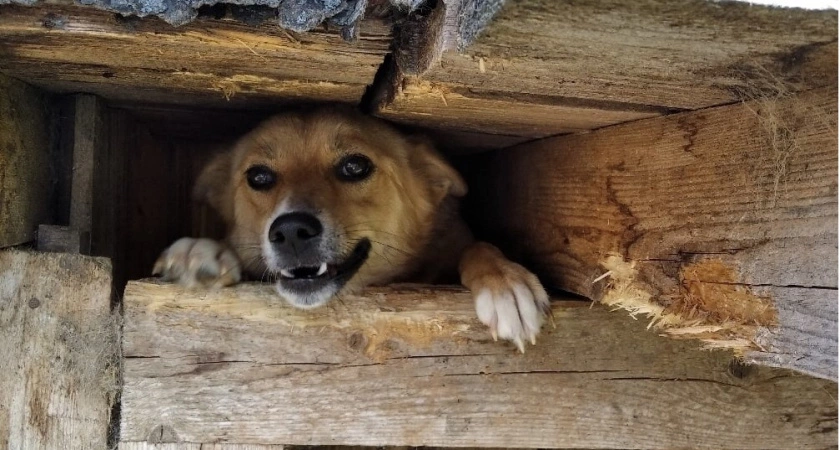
120, 281, 837, 449
0, 74, 53, 247
466, 86, 837, 379
36, 224, 89, 253
0, 249, 115, 449
377, 0, 837, 137
0, 2, 391, 108
121, 443, 284, 450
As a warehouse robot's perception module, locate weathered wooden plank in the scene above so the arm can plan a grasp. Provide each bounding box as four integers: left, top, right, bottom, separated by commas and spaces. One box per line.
0, 3, 391, 107
36, 224, 89, 253
67, 94, 127, 290
466, 86, 838, 379
376, 0, 837, 137
68, 95, 106, 251
0, 74, 53, 247
0, 249, 117, 449
121, 443, 284, 450
121, 281, 837, 449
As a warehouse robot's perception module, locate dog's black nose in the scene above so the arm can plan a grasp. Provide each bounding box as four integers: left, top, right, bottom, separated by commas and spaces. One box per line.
269, 212, 323, 246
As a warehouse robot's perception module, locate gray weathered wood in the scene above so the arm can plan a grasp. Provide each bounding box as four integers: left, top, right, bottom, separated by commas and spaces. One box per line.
69, 95, 107, 253
0, 249, 116, 449
121, 281, 837, 449
748, 287, 838, 380
467, 86, 838, 380
67, 93, 128, 278
36, 224, 89, 254
0, 75, 53, 248
120, 444, 284, 450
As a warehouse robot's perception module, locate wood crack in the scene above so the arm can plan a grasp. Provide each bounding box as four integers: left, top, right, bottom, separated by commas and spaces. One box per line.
605, 376, 742, 389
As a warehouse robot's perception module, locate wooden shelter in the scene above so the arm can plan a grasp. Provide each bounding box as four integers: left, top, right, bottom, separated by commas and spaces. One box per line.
0, 0, 837, 448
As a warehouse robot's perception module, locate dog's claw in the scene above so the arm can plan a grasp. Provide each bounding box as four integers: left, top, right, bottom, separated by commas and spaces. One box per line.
467, 250, 550, 353
514, 336, 525, 354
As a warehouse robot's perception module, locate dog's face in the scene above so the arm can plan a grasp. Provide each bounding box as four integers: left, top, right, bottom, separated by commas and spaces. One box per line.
196, 108, 466, 308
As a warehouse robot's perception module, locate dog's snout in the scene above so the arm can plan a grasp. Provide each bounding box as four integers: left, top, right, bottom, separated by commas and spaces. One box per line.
269, 212, 323, 246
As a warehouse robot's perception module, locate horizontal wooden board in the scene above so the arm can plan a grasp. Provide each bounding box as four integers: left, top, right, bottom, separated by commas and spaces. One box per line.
0, 249, 115, 449
121, 443, 284, 450
379, 78, 664, 137
0, 3, 391, 107
377, 0, 837, 137
121, 281, 837, 449
0, 74, 53, 247
465, 86, 838, 379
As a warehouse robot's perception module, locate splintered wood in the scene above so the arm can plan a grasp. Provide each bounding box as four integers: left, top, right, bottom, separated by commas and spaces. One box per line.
120, 281, 836, 449
467, 86, 838, 380
0, 249, 118, 449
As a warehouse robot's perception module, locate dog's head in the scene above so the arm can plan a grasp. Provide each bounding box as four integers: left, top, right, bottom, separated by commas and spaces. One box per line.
196, 107, 466, 308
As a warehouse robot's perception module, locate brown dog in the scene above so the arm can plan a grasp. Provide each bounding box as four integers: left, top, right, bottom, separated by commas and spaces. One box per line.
153, 107, 550, 351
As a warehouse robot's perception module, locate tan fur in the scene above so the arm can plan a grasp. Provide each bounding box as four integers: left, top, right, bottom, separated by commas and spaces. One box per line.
156, 106, 550, 351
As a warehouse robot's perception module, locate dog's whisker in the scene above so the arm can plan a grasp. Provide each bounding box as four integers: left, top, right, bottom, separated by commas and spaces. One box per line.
368, 240, 417, 259
343, 227, 403, 238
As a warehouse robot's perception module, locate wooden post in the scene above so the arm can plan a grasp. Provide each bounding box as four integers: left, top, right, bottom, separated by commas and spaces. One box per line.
0, 249, 117, 449
467, 86, 838, 380
120, 281, 836, 449
69, 95, 110, 255
0, 75, 53, 248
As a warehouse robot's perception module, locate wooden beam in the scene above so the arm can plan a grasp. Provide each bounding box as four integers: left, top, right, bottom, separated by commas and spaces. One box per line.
120, 444, 284, 450
0, 249, 117, 449
121, 281, 836, 449
375, 0, 837, 137
466, 86, 838, 380
0, 74, 53, 247
0, 3, 391, 107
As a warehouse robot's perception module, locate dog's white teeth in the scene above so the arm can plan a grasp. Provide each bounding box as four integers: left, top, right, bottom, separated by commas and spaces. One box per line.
280, 269, 295, 278
316, 263, 328, 276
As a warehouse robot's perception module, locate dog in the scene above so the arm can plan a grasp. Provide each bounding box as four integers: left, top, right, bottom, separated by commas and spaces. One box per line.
153, 107, 550, 351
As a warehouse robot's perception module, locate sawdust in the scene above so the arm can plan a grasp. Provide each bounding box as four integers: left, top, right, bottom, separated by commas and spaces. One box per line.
361, 311, 472, 360
213, 81, 239, 100
595, 254, 778, 354
667, 259, 777, 326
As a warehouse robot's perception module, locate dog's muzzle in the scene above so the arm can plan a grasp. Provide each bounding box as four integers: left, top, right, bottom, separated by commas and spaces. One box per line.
267, 212, 370, 307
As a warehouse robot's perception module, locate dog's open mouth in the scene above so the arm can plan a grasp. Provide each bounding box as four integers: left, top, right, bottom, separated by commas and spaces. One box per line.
276, 238, 371, 287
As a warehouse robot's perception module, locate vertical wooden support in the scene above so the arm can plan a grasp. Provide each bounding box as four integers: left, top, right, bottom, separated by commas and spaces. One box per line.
69, 95, 109, 255
62, 94, 127, 289
0, 75, 53, 247
0, 249, 117, 449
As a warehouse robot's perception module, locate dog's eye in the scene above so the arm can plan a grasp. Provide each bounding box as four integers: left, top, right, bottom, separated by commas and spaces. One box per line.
336, 154, 374, 182
245, 165, 277, 191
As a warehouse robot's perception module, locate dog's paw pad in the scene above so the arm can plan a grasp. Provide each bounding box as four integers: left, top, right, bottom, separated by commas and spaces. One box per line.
472, 265, 550, 353
153, 238, 241, 288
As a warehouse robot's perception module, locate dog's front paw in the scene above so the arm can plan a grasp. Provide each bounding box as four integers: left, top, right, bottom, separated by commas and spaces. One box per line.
460, 243, 551, 352
153, 237, 241, 288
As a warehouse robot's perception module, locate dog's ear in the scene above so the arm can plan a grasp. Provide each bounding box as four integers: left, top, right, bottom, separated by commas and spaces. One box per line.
193, 150, 234, 222
409, 138, 468, 203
